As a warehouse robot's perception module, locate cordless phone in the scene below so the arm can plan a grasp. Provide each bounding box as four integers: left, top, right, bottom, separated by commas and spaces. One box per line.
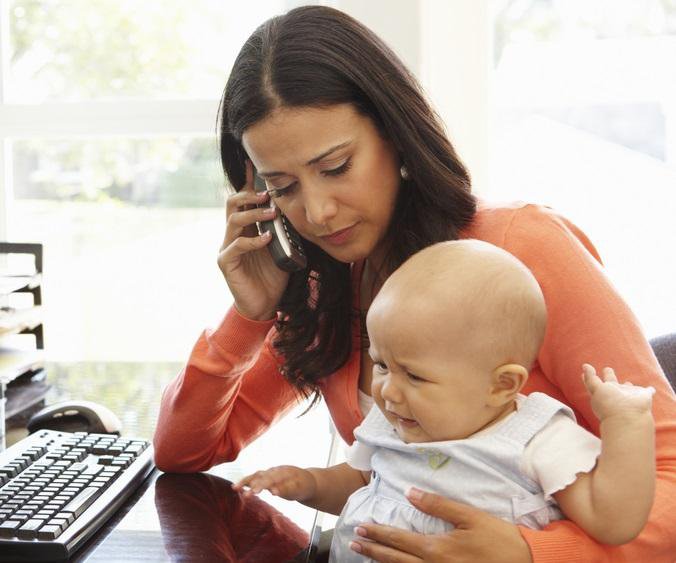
254, 171, 308, 272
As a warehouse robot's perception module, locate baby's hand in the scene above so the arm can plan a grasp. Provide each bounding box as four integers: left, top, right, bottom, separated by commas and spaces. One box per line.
582, 363, 655, 421
232, 465, 317, 501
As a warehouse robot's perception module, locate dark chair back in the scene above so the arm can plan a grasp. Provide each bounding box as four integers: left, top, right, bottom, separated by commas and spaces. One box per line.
650, 333, 676, 391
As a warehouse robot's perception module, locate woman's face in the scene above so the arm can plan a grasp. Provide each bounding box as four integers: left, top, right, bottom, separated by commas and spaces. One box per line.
241, 104, 401, 264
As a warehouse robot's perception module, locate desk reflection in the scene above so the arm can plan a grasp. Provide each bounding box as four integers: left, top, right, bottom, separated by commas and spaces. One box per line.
154, 473, 311, 562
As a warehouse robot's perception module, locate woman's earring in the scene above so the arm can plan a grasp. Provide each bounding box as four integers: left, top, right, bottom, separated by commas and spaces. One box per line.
400, 165, 409, 180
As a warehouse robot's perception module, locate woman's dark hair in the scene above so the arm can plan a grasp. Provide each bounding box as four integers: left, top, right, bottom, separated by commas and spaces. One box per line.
218, 5, 476, 400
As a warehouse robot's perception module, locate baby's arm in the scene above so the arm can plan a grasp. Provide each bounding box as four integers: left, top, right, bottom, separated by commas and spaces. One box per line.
553, 364, 655, 545
233, 462, 370, 515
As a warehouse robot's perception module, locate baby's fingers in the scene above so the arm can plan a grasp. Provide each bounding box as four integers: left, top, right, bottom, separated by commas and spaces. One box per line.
232, 472, 257, 491
233, 471, 271, 494
582, 363, 602, 394
600, 366, 618, 383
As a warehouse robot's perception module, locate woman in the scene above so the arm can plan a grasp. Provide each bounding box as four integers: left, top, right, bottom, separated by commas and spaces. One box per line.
154, 6, 676, 561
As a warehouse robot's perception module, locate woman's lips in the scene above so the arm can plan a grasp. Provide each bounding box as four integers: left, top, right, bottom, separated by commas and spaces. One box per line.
319, 223, 357, 245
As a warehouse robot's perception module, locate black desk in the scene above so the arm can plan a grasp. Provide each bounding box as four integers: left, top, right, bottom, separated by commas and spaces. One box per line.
8, 362, 334, 562
70, 467, 321, 562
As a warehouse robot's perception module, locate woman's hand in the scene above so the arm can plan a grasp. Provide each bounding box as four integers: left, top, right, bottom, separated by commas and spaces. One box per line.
218, 160, 290, 320
350, 488, 533, 563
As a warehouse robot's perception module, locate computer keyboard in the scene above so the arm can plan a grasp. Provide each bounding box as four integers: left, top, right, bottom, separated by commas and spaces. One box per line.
0, 429, 154, 562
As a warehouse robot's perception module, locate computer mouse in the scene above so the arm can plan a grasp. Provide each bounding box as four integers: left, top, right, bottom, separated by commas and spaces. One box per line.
27, 400, 122, 435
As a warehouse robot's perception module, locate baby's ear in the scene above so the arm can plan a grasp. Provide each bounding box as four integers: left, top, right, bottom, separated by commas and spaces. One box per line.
487, 364, 528, 407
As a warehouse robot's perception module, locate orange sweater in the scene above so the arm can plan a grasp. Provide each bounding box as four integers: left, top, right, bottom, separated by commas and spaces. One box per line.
154, 202, 676, 562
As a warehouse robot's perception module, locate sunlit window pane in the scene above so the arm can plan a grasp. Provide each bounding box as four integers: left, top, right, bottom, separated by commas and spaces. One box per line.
10, 137, 230, 361
492, 0, 676, 338
13, 137, 223, 206
7, 0, 285, 102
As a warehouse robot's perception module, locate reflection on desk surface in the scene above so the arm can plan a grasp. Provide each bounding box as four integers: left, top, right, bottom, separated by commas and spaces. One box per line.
78, 471, 312, 562
156, 473, 310, 562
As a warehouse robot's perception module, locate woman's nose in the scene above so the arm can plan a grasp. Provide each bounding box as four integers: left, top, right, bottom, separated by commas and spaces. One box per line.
302, 182, 338, 227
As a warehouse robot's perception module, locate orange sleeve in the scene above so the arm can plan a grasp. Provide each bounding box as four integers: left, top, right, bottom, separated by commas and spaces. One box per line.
153, 306, 301, 472
504, 205, 676, 562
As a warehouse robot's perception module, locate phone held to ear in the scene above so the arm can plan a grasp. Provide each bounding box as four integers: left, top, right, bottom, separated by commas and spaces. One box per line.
254, 171, 308, 272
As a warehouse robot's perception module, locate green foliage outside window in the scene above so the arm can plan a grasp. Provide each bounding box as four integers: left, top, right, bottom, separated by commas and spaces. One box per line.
10, 0, 227, 207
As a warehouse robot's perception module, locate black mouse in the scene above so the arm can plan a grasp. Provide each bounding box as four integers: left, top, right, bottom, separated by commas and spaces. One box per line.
27, 400, 122, 435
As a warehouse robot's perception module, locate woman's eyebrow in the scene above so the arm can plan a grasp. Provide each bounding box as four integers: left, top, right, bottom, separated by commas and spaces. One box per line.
306, 140, 352, 165
257, 140, 352, 178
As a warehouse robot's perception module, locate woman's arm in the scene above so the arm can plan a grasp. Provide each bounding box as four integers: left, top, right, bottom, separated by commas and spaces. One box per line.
506, 205, 676, 562
153, 306, 300, 472
553, 365, 655, 545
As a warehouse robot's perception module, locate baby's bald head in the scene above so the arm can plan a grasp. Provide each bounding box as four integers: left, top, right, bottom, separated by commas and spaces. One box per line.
368, 240, 547, 372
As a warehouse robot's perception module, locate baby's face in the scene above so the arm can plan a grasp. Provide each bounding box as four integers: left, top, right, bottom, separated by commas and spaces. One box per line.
367, 299, 499, 444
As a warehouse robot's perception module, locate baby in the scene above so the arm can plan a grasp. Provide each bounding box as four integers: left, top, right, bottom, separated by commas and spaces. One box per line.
234, 240, 656, 560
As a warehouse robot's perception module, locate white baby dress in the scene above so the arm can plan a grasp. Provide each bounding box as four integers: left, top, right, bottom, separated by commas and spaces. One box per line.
329, 392, 601, 562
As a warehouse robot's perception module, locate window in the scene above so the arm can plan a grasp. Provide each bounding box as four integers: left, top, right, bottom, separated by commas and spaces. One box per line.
492, 0, 676, 338
0, 0, 287, 360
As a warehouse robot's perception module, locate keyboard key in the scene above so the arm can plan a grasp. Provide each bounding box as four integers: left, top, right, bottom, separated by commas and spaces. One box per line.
17, 519, 46, 539
63, 487, 83, 495
88, 433, 114, 441
9, 461, 27, 472
33, 458, 55, 468
24, 448, 45, 461
83, 464, 103, 476
0, 520, 22, 537
111, 459, 131, 468
54, 511, 75, 525
37, 524, 63, 540
61, 487, 102, 518
0, 429, 152, 559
